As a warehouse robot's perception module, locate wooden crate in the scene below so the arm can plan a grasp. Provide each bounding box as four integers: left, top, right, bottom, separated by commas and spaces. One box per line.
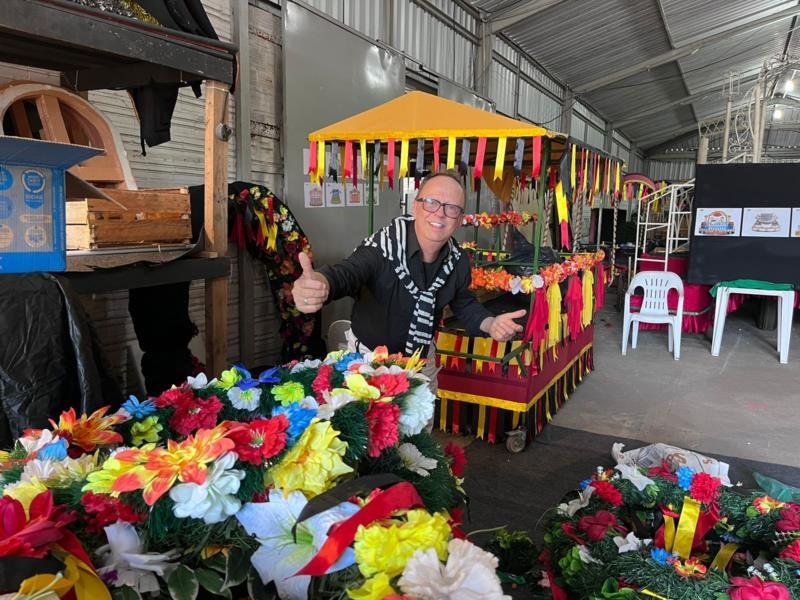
66, 188, 191, 250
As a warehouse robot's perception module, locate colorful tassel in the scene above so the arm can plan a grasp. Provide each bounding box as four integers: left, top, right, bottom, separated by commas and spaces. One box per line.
546, 283, 562, 349
581, 269, 594, 328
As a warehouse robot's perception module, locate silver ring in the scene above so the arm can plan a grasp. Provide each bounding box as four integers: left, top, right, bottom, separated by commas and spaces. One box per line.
304, 297, 309, 305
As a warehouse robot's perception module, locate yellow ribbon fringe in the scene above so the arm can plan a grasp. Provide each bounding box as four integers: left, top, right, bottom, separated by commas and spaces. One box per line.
582, 269, 594, 327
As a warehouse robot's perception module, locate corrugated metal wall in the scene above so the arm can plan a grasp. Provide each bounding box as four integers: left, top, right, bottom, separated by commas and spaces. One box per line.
646, 160, 696, 181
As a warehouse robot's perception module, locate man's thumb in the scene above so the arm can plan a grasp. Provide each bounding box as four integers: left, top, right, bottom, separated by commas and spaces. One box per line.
298, 252, 314, 276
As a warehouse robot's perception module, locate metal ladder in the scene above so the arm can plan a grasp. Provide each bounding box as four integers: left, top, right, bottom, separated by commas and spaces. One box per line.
634, 181, 695, 273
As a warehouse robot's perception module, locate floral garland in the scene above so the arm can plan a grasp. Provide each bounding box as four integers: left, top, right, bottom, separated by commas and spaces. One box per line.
537, 460, 800, 599
470, 251, 605, 293
0, 349, 509, 600
462, 211, 536, 229
228, 183, 323, 361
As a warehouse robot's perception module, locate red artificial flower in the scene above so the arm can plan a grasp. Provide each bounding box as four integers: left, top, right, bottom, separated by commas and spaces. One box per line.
690, 472, 721, 504
648, 460, 678, 482
578, 510, 620, 541
154, 385, 194, 409
776, 506, 800, 532
227, 416, 289, 465
311, 364, 334, 404
238, 188, 250, 199
367, 373, 410, 398
365, 401, 400, 458
779, 539, 800, 563
81, 492, 145, 535
590, 480, 623, 507
728, 576, 790, 600
561, 522, 586, 545
445, 442, 467, 478
448, 506, 466, 540
169, 394, 223, 436
0, 491, 89, 566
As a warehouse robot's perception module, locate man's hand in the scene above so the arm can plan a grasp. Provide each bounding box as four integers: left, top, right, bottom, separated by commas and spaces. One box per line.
292, 252, 330, 313
481, 309, 527, 342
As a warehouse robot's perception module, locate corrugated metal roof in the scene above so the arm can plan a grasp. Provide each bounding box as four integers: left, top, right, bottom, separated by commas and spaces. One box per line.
660, 0, 795, 46
624, 106, 695, 146
502, 0, 672, 88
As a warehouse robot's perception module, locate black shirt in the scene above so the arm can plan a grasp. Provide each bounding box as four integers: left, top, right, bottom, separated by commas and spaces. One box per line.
319, 225, 492, 354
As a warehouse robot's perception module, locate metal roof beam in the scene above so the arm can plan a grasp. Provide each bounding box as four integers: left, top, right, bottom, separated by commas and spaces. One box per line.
490, 0, 566, 32
613, 72, 762, 128
574, 3, 800, 94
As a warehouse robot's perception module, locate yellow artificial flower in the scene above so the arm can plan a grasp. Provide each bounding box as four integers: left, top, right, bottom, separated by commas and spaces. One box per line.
344, 374, 380, 401
324, 350, 346, 363
347, 573, 397, 600
82, 447, 153, 497
402, 348, 425, 373
353, 509, 451, 578
272, 382, 306, 406
130, 416, 163, 446
287, 231, 299, 241
4, 477, 49, 515
218, 367, 243, 390
271, 420, 353, 498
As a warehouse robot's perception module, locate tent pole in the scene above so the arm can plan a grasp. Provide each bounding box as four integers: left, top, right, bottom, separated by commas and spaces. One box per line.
534, 137, 549, 272
474, 179, 481, 245
368, 147, 375, 235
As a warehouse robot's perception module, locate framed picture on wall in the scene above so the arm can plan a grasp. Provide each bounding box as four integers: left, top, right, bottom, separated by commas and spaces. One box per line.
694, 208, 742, 236
791, 208, 800, 238
741, 207, 791, 237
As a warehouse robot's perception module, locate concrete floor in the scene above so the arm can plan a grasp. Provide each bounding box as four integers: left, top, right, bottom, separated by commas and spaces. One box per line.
552, 300, 800, 467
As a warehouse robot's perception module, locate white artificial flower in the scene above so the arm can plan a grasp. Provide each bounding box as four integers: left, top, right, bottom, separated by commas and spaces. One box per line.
96, 521, 179, 593
169, 453, 245, 524
290, 359, 322, 373
18, 430, 59, 455
187, 372, 217, 390
20, 459, 64, 484
613, 531, 651, 554
398, 383, 435, 437
228, 386, 262, 412
236, 489, 359, 600
398, 443, 438, 477
316, 389, 358, 420
299, 396, 320, 411
615, 463, 655, 492
557, 486, 595, 517
510, 276, 522, 295
578, 545, 602, 565
399, 538, 510, 600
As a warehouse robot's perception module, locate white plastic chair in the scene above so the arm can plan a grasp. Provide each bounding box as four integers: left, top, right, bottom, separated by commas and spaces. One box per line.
326, 319, 352, 352
622, 271, 685, 360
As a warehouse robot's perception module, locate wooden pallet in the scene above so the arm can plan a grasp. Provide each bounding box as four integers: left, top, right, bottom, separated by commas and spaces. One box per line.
66, 188, 191, 250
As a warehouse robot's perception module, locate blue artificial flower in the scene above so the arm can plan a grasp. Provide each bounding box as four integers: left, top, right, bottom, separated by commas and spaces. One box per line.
650, 548, 671, 565
258, 366, 281, 384
238, 377, 259, 391
121, 395, 156, 419
579, 479, 592, 490
38, 438, 68, 461
676, 466, 695, 491
335, 352, 362, 372
234, 364, 253, 380
722, 532, 743, 544
272, 402, 317, 443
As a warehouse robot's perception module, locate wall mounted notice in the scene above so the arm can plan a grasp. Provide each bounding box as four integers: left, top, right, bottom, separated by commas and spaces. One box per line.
694, 208, 741, 237
741, 207, 790, 238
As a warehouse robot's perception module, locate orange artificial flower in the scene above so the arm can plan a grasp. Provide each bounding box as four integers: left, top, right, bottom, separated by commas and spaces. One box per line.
112, 424, 234, 505
49, 407, 124, 452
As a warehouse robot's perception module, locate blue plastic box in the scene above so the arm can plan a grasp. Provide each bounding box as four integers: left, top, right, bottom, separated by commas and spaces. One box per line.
0, 137, 102, 273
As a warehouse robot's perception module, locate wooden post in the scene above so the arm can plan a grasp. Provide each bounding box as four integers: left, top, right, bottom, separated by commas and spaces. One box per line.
204, 80, 230, 375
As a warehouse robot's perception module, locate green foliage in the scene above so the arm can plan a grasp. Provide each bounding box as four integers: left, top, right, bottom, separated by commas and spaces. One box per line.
331, 402, 369, 466
485, 528, 537, 575
168, 565, 199, 600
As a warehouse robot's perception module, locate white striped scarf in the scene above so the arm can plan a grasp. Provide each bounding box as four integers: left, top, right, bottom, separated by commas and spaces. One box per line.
362, 216, 460, 354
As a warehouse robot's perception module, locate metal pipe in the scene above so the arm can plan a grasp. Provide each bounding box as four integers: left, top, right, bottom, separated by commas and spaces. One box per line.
722, 97, 732, 162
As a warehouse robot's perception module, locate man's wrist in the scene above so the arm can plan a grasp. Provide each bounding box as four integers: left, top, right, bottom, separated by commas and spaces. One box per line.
480, 316, 495, 334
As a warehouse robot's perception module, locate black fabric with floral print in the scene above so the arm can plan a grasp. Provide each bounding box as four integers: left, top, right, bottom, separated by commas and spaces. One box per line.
226, 182, 324, 362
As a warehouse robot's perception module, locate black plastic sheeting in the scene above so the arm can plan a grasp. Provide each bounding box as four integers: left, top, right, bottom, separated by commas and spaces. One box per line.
0, 273, 122, 445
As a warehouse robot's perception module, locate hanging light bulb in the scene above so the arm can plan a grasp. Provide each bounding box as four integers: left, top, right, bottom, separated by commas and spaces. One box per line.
785, 74, 795, 93
774, 108, 784, 120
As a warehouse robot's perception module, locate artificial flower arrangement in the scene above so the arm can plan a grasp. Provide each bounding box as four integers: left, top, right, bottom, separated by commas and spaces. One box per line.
536, 460, 800, 599
462, 211, 536, 229
0, 348, 511, 600
470, 251, 605, 294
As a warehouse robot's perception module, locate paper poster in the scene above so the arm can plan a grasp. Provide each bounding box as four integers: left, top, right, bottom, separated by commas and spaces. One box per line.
324, 182, 344, 207
741, 207, 791, 237
345, 183, 364, 207
792, 208, 800, 237
694, 208, 741, 237
303, 182, 324, 208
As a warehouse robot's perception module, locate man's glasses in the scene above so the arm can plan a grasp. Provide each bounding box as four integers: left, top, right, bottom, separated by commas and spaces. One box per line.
415, 197, 464, 219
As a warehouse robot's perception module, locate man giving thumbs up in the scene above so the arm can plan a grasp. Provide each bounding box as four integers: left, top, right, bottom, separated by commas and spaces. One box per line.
291, 172, 526, 359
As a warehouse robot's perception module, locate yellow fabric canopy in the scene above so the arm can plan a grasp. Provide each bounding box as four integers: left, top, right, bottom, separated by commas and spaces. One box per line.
308, 91, 561, 142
